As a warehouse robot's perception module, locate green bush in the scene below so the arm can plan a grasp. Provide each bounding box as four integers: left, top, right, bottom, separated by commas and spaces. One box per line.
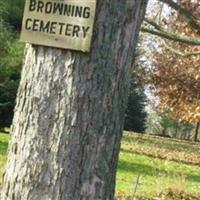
0, 2, 24, 127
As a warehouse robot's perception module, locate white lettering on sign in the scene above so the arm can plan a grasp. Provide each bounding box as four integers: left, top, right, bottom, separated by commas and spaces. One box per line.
20, 0, 97, 52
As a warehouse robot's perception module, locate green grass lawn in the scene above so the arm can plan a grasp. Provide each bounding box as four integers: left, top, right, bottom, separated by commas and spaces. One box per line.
116, 132, 200, 199
0, 132, 200, 199
0, 132, 9, 185
121, 132, 200, 166
116, 151, 200, 198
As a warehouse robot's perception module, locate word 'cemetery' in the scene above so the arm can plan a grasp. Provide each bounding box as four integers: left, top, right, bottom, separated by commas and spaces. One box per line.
25, 19, 90, 38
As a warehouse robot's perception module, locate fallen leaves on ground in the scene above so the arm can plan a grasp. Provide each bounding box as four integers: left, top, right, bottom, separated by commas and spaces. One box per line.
121, 132, 200, 166
116, 189, 200, 200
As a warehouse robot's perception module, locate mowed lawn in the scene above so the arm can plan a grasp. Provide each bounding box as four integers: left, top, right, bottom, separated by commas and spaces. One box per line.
0, 132, 9, 185
0, 132, 200, 199
116, 132, 200, 199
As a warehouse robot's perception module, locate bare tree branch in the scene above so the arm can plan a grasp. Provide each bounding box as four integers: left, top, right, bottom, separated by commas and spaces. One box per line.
144, 18, 162, 31
163, 41, 200, 56
141, 27, 200, 45
158, 0, 200, 34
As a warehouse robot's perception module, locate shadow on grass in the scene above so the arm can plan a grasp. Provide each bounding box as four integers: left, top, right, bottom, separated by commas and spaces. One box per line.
118, 158, 200, 183
0, 141, 8, 155
123, 134, 200, 155
121, 147, 200, 167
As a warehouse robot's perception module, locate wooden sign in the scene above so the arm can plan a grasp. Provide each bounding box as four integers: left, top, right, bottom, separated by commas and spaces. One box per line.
20, 0, 96, 52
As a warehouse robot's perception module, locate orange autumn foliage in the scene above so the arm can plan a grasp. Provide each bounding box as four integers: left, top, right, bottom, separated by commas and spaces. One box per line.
147, 0, 200, 124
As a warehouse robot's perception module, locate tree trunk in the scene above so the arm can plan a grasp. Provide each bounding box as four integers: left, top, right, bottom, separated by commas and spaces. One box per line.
174, 123, 178, 138
1, 1, 148, 199
194, 122, 200, 142
161, 127, 167, 137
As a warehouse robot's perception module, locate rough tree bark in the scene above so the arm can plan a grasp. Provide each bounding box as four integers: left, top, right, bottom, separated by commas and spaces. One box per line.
1, 1, 148, 199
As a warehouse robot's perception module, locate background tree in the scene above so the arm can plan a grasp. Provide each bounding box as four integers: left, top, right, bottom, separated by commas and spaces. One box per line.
0, 0, 24, 30
124, 78, 147, 133
145, 100, 194, 140
141, 0, 200, 140
124, 55, 147, 133
0, 1, 24, 128
1, 1, 148, 199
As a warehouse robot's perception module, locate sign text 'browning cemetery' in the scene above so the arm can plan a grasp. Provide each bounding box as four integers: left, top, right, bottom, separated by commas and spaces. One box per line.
21, 0, 96, 52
